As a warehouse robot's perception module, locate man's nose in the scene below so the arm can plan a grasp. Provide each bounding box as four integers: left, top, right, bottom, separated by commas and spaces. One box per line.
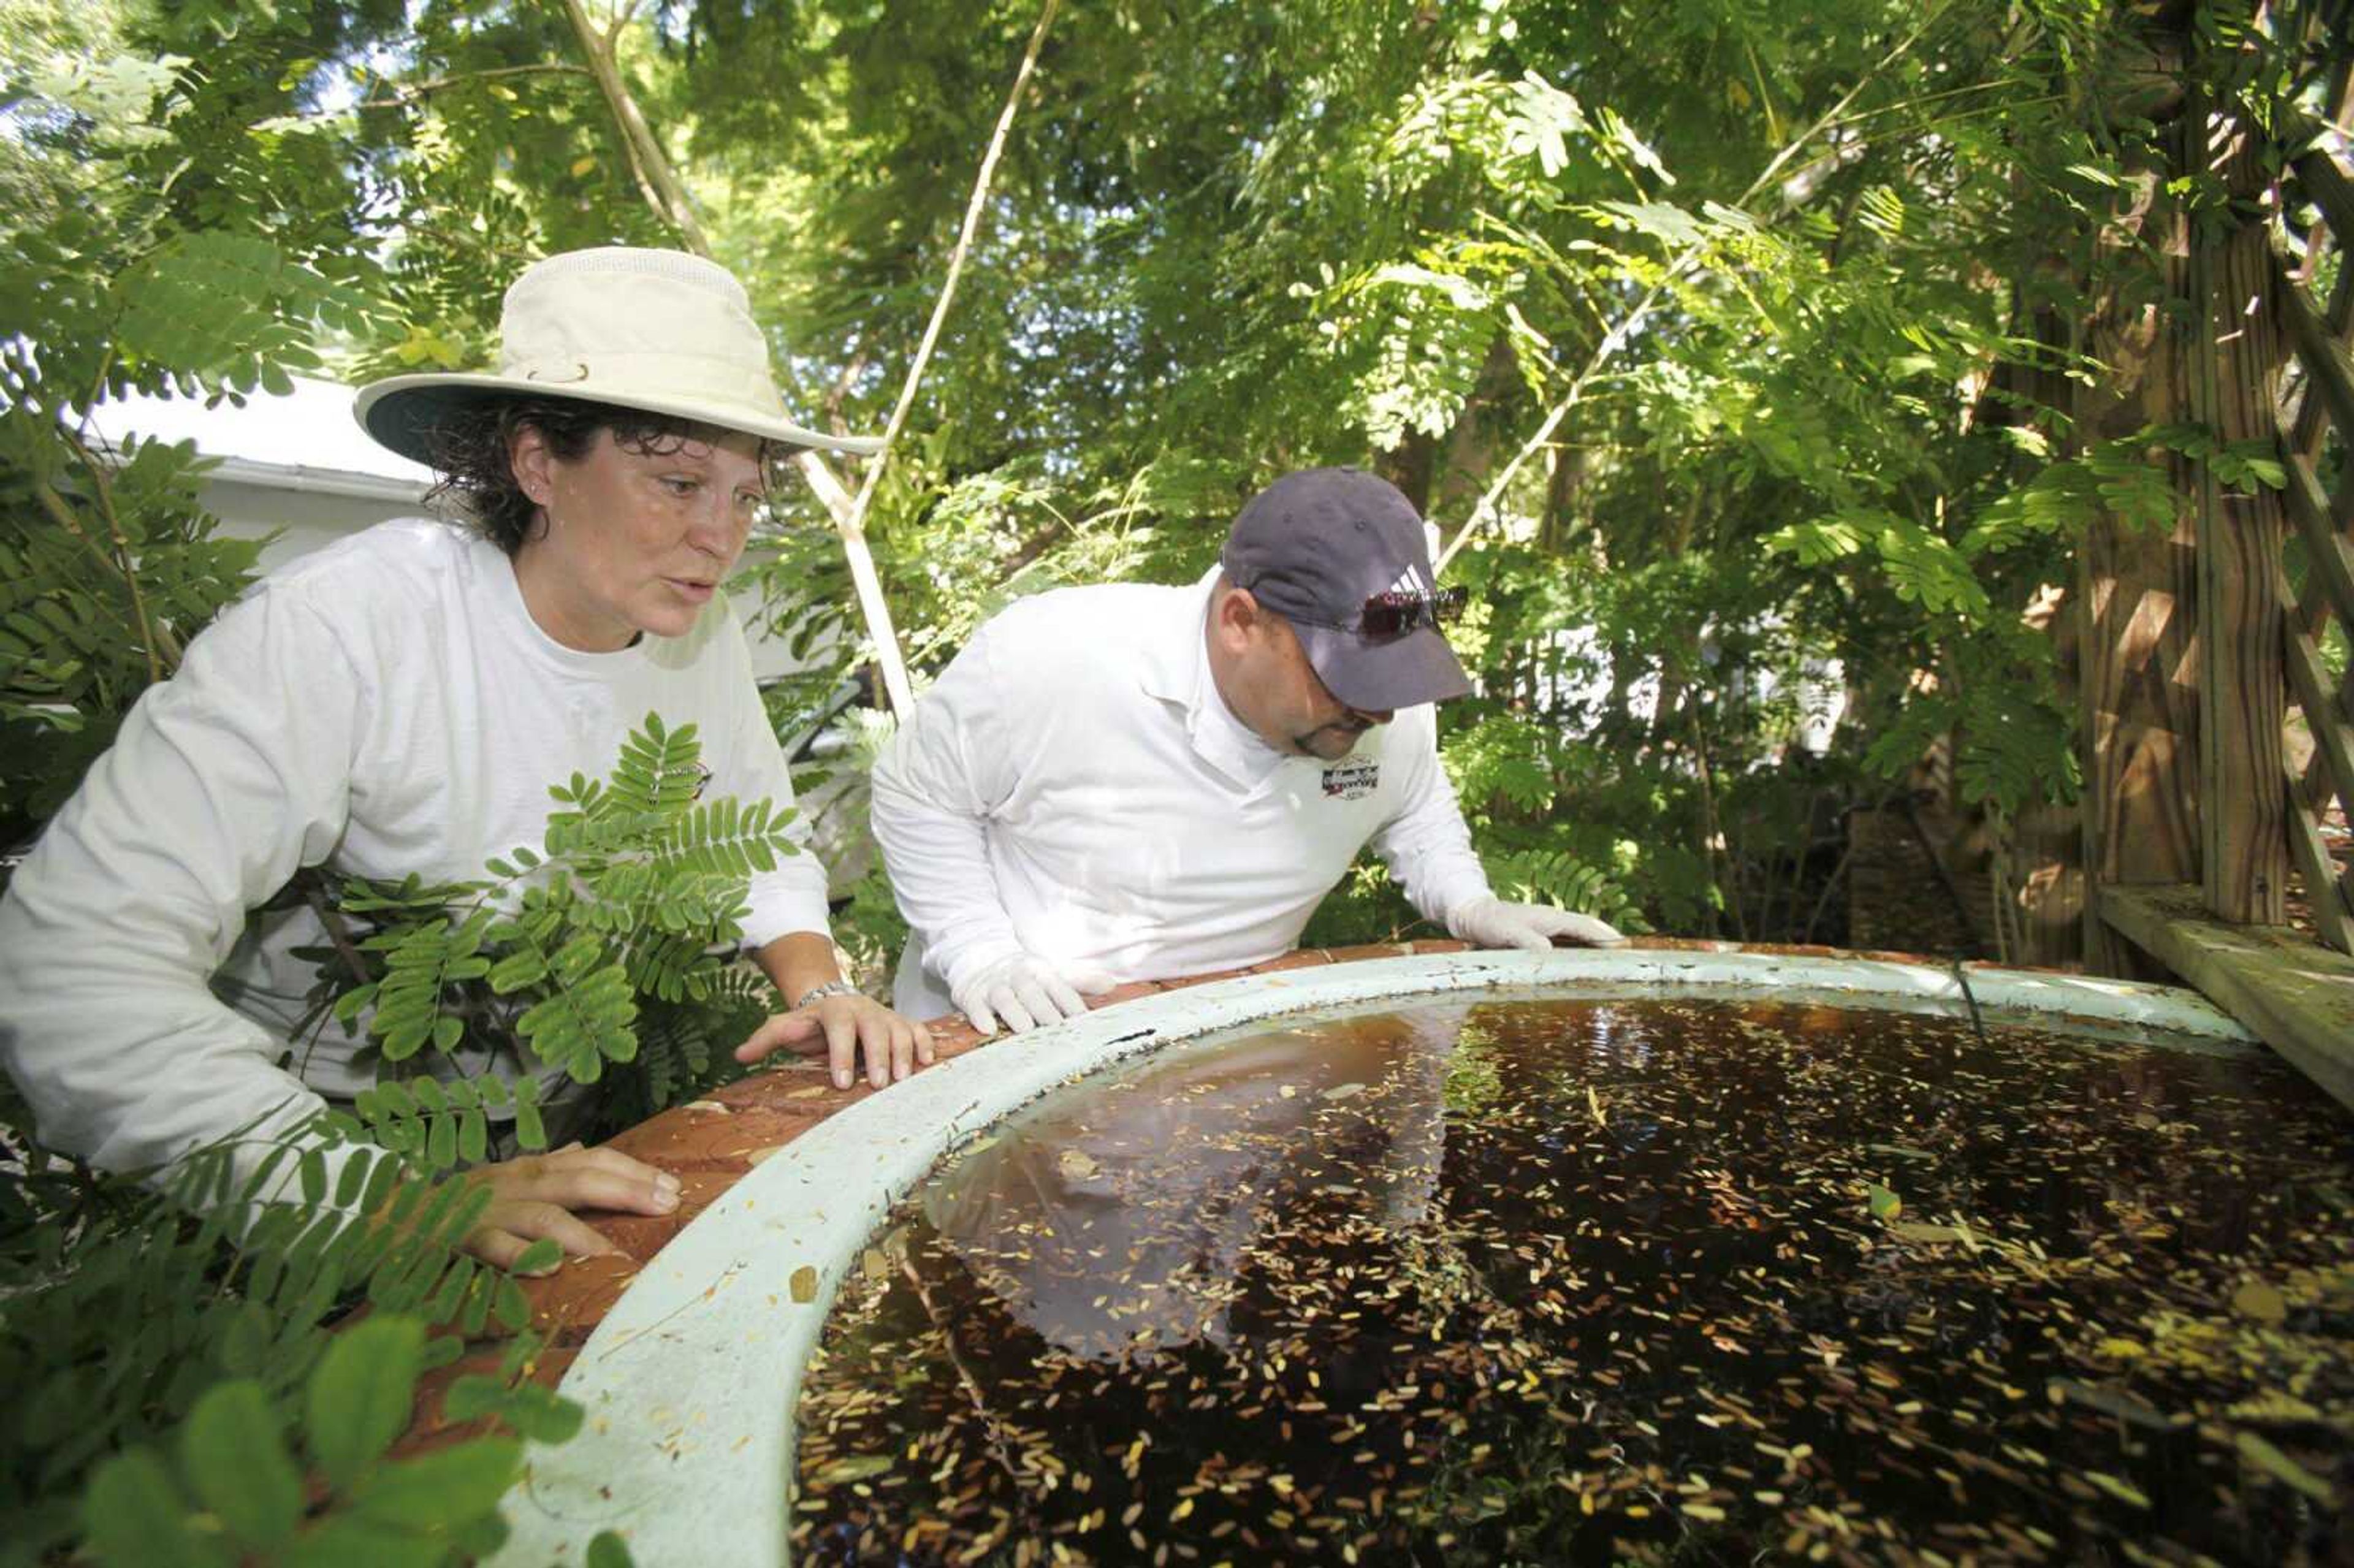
1352, 708, 1395, 727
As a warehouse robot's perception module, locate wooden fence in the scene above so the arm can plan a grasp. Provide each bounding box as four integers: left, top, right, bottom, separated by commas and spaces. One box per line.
2095, 74, 2354, 1112
2276, 104, 2354, 956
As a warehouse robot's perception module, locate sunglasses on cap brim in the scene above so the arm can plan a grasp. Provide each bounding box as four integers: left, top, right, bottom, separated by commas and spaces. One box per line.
1284, 587, 1468, 638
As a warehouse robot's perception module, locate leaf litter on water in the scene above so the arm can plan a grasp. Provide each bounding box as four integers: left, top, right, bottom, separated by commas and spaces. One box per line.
789, 996, 2354, 1565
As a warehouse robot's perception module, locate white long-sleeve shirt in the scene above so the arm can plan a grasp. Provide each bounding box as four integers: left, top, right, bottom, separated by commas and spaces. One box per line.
0, 518, 828, 1190
869, 571, 1495, 1018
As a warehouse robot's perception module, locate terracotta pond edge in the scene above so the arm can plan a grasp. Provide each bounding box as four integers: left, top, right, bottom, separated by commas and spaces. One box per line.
423, 940, 2253, 1565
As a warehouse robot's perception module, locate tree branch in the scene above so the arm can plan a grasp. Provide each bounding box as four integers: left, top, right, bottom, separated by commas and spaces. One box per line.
835, 0, 1063, 717
50, 429, 177, 681
354, 65, 593, 114
558, 0, 710, 254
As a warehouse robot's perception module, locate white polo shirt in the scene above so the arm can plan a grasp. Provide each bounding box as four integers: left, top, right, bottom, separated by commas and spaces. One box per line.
869, 571, 1495, 1018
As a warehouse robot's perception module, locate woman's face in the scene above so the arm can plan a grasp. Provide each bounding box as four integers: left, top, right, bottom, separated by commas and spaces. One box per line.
509, 423, 767, 652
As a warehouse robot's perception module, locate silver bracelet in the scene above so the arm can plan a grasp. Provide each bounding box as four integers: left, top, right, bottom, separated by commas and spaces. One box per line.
792, 980, 862, 1010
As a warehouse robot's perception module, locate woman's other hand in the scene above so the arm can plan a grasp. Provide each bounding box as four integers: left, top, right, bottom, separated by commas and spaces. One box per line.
457, 1141, 680, 1273
732, 992, 935, 1090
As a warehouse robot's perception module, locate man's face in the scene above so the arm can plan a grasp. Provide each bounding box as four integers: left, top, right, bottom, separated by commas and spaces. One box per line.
1216, 593, 1394, 759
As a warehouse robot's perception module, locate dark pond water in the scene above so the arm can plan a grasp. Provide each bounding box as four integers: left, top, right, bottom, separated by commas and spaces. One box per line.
791, 993, 2354, 1566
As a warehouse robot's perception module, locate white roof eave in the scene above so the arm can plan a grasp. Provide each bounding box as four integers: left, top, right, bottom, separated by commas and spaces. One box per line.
201, 453, 433, 504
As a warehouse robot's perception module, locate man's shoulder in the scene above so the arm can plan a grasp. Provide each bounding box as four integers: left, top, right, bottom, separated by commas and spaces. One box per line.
986, 580, 1192, 634
969, 580, 1195, 673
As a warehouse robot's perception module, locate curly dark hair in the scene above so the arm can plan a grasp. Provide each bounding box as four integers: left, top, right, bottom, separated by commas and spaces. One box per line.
415, 395, 790, 556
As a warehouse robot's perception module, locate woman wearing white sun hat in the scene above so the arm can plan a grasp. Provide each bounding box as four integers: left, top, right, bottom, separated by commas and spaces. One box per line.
0, 247, 931, 1270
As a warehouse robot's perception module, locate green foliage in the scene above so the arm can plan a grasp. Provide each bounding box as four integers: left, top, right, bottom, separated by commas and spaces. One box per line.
1964, 422, 2287, 557
77, 1317, 523, 1567
1862, 618, 2083, 819
1446, 714, 1561, 818
0, 1083, 592, 1567
12, 0, 2241, 951
0, 15, 408, 846
665, 0, 2278, 945
1481, 845, 1648, 934
320, 715, 790, 1109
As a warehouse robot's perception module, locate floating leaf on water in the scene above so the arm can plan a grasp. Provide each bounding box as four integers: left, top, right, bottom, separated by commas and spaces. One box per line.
1868, 1184, 1902, 1222
1889, 1222, 1962, 1244
815, 1455, 895, 1484
2230, 1279, 2287, 1325
2047, 1379, 2177, 1430
788, 994, 2354, 1556
1058, 1149, 1101, 1179
860, 1249, 888, 1281
2083, 1471, 2150, 1509
1322, 1083, 1366, 1102
2225, 1390, 2322, 1425
788, 1265, 819, 1303
2236, 1431, 2338, 1504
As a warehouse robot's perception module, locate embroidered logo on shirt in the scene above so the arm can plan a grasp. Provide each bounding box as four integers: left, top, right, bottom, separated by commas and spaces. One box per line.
1320, 758, 1379, 800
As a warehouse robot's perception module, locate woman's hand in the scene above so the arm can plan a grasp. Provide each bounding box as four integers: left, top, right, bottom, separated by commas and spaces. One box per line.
457, 1141, 681, 1273
733, 992, 935, 1090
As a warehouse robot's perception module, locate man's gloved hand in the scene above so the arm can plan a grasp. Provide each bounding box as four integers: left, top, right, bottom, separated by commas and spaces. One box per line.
1447, 896, 1626, 952
951, 952, 1120, 1036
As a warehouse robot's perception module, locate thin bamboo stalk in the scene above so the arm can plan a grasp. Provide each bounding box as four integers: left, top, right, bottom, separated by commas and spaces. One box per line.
836, 0, 1062, 717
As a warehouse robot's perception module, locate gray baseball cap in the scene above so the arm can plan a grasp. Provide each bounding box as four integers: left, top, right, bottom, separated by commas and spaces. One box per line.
1218, 468, 1473, 711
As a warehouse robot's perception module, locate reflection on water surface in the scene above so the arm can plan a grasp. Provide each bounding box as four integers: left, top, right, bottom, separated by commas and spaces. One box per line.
793, 995, 2354, 1566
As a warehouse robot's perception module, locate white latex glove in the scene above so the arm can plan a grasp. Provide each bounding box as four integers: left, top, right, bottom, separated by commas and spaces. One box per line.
951, 952, 1121, 1036
1447, 896, 1626, 952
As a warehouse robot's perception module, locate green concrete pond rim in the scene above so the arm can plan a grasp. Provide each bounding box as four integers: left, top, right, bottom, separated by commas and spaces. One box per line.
486, 947, 2251, 1567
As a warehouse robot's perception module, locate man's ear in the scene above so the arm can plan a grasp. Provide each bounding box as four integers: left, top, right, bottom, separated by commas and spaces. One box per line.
1210, 583, 1260, 651
1224, 579, 1280, 640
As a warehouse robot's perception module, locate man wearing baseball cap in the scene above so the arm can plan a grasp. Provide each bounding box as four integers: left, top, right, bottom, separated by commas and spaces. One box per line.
870, 466, 1623, 1033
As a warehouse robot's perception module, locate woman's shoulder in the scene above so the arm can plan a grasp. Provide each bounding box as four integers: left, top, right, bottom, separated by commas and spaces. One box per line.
252, 517, 485, 622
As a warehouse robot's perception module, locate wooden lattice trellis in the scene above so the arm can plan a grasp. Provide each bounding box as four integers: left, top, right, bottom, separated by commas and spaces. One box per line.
2275, 103, 2354, 955
2091, 63, 2354, 1114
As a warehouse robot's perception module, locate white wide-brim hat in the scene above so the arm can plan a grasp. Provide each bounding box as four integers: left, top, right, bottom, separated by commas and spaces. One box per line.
353, 246, 881, 463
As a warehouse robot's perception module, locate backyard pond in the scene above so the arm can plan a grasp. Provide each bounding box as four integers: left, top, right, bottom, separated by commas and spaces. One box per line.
791, 992, 2354, 1566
